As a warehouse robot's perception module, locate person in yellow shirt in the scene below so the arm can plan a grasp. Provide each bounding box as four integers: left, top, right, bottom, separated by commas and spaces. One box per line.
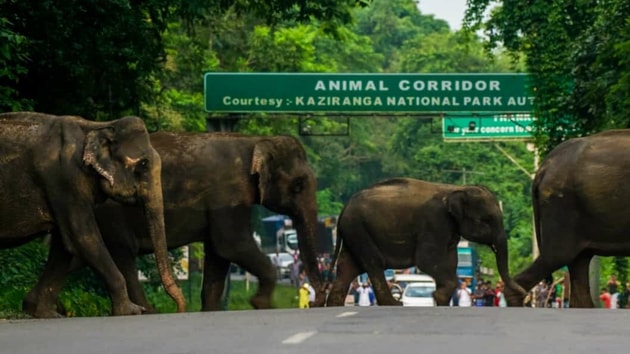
298, 282, 311, 308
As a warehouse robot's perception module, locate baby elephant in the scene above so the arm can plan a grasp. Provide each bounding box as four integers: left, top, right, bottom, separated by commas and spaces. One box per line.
326, 177, 525, 306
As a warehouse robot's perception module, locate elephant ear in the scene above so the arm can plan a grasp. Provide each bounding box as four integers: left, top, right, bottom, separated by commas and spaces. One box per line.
82, 127, 116, 186
446, 190, 467, 224
251, 140, 275, 203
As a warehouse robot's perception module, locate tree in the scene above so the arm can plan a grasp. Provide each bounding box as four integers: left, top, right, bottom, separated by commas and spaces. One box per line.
0, 0, 369, 118
464, 0, 630, 153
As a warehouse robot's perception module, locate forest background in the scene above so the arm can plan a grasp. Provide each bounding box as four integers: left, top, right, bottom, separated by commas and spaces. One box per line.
1, 0, 630, 315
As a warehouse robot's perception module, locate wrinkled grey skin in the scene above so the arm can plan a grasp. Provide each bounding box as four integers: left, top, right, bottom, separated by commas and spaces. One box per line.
326, 178, 526, 307
505, 129, 630, 308
0, 112, 185, 317
24, 131, 321, 314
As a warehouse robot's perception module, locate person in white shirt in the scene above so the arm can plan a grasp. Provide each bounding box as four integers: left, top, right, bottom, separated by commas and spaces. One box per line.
457, 281, 472, 307
356, 282, 374, 306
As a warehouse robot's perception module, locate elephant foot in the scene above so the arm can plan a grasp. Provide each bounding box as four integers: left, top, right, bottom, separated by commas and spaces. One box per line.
379, 299, 403, 306
250, 294, 273, 309
503, 287, 527, 307
28, 309, 65, 319
23, 298, 66, 318
324, 294, 346, 307
141, 305, 159, 314
111, 302, 146, 316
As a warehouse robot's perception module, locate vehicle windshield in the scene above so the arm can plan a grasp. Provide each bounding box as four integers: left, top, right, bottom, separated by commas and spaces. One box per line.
286, 233, 298, 250
404, 285, 435, 298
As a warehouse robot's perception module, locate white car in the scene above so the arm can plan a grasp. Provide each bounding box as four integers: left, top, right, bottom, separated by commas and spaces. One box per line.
398, 274, 437, 307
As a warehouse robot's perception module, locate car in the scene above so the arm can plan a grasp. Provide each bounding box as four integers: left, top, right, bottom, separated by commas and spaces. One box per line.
267, 252, 294, 279
396, 274, 437, 307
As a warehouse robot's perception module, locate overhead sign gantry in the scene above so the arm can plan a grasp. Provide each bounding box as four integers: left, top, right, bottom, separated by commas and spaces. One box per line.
204, 73, 533, 114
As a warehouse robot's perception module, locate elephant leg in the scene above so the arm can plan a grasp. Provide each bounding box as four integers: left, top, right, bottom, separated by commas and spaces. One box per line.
111, 249, 157, 314
200, 245, 232, 311
417, 244, 457, 306
327, 246, 361, 306
62, 215, 143, 316
23, 234, 73, 318
367, 268, 400, 306
216, 244, 275, 310
205, 207, 276, 310
567, 252, 594, 308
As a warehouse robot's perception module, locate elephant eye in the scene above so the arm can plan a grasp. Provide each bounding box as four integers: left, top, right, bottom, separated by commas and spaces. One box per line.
291, 177, 306, 194
134, 159, 149, 174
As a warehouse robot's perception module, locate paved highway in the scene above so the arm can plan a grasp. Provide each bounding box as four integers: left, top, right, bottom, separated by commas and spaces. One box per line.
2, 307, 629, 354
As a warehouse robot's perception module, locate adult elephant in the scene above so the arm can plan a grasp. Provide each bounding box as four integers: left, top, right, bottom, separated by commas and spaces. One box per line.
24, 131, 321, 314
504, 129, 630, 308
326, 178, 526, 307
0, 112, 185, 317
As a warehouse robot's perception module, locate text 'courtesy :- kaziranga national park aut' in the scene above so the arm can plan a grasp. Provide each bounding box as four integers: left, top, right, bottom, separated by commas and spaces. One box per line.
204, 73, 534, 113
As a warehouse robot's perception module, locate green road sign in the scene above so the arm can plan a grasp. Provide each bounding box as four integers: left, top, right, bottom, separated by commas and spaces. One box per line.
443, 114, 535, 140
204, 73, 533, 113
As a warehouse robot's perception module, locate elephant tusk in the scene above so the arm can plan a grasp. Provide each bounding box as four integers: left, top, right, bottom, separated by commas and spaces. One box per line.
124, 156, 141, 168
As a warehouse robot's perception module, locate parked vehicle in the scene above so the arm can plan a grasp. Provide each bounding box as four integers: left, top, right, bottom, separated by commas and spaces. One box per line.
393, 273, 436, 307
401, 281, 436, 307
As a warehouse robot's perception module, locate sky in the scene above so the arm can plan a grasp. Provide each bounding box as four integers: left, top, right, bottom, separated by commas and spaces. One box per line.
416, 0, 468, 30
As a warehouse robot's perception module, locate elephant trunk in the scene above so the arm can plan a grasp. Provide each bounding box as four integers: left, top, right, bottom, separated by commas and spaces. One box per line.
293, 202, 325, 307
144, 158, 186, 312
493, 234, 527, 298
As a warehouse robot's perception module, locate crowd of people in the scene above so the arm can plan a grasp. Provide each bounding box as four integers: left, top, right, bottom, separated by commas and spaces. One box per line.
452, 279, 507, 307
290, 251, 630, 310
599, 274, 630, 309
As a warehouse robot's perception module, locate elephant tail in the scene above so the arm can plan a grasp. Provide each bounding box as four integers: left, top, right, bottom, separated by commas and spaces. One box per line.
329, 204, 349, 286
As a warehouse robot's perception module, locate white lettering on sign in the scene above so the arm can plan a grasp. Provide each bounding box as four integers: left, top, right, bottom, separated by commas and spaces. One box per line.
294, 96, 384, 106
314, 80, 389, 91
222, 96, 284, 108
398, 80, 500, 92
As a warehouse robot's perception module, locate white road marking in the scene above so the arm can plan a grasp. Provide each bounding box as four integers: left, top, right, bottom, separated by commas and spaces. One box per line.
282, 331, 317, 344
336, 311, 357, 318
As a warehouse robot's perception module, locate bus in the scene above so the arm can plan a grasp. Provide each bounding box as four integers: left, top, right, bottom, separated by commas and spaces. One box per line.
456, 240, 478, 291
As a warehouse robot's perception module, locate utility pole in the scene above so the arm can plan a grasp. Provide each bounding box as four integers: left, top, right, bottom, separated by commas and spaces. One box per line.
494, 142, 539, 260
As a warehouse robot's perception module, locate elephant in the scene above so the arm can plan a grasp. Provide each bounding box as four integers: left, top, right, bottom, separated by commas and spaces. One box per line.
326, 177, 526, 307
23, 131, 322, 314
504, 129, 630, 308
0, 112, 185, 317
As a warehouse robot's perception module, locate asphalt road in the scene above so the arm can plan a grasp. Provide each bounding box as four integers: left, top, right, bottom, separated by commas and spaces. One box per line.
2, 307, 629, 354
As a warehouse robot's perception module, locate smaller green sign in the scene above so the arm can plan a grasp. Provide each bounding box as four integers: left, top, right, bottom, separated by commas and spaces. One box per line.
443, 114, 535, 140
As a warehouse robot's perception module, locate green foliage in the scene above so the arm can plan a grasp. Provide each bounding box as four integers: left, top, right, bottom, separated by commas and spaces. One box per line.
147, 273, 299, 312
464, 0, 630, 154
316, 188, 345, 216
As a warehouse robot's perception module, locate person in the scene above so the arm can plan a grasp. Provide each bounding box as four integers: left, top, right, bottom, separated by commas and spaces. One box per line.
607, 274, 620, 308
356, 282, 374, 306
349, 280, 360, 306
483, 280, 495, 306
599, 287, 611, 309
472, 283, 486, 307
493, 281, 505, 307
457, 281, 472, 307
307, 282, 316, 307
298, 282, 311, 309
607, 274, 620, 295
535, 280, 549, 308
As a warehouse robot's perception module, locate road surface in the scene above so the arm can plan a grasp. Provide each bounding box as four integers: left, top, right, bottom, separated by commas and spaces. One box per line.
2, 306, 629, 354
